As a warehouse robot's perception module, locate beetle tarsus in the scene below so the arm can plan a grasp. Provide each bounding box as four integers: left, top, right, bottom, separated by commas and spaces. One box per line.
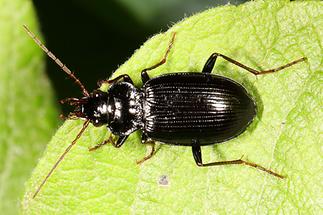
136, 142, 156, 164
88, 135, 114, 151
141, 32, 176, 84
191, 139, 285, 179
97, 74, 133, 87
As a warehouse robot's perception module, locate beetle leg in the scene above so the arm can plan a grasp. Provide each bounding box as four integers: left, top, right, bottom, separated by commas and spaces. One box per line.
136, 133, 156, 164
113, 135, 128, 148
97, 74, 133, 87
88, 138, 109, 152
202, 52, 306, 75
141, 32, 176, 84
141, 132, 148, 144
89, 134, 128, 151
191, 139, 285, 179
88, 134, 115, 151
141, 70, 150, 84
136, 142, 156, 165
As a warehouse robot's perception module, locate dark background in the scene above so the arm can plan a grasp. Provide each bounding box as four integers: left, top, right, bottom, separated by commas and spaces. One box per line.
32, 0, 247, 113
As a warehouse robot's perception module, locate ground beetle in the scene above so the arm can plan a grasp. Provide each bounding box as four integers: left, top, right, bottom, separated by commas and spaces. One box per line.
23, 25, 306, 198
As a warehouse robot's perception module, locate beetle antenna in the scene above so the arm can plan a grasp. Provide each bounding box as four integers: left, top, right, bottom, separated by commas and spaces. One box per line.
32, 120, 90, 199
23, 25, 89, 97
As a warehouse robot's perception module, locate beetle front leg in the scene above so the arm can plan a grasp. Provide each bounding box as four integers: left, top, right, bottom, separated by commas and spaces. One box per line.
191, 139, 285, 179
88, 135, 112, 151
89, 134, 128, 151
141, 32, 176, 84
97, 74, 133, 87
202, 52, 306, 75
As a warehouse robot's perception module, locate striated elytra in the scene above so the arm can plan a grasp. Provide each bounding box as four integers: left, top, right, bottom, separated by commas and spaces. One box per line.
142, 73, 256, 145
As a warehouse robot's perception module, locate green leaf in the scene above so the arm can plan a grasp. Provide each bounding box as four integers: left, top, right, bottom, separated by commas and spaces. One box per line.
0, 0, 59, 214
23, 0, 322, 214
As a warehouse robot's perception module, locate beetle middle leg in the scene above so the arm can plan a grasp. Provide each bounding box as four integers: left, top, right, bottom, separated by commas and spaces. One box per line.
202, 52, 306, 75
136, 143, 156, 164
191, 139, 285, 179
136, 133, 156, 164
141, 32, 176, 84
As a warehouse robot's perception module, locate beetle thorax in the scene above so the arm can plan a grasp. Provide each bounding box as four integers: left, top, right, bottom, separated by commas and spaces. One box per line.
107, 82, 143, 136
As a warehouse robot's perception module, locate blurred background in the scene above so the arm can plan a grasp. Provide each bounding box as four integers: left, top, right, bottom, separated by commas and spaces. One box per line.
32, 0, 247, 113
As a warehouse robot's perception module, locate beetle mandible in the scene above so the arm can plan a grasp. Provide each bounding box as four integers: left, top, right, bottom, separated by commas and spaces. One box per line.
23, 25, 307, 199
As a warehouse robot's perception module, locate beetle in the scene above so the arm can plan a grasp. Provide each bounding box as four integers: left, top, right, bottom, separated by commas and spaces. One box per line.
23, 25, 306, 198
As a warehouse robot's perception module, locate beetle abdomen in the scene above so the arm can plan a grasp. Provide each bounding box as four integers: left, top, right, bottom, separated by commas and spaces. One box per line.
142, 73, 256, 145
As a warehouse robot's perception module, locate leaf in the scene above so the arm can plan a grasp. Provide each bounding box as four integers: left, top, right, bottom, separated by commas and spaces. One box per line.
23, 0, 322, 214
0, 0, 59, 214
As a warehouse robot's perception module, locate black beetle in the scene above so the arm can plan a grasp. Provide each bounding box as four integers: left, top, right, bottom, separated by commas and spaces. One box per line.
24, 26, 306, 198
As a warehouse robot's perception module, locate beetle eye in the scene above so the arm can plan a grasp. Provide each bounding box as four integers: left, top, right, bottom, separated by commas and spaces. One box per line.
92, 119, 102, 127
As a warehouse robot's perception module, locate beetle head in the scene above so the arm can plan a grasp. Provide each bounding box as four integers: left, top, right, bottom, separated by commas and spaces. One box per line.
62, 90, 111, 127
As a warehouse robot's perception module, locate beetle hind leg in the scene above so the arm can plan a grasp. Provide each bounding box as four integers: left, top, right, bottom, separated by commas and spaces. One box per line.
201, 52, 306, 75
191, 139, 285, 179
